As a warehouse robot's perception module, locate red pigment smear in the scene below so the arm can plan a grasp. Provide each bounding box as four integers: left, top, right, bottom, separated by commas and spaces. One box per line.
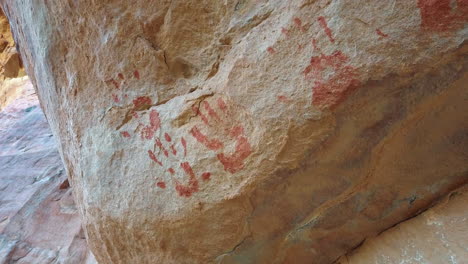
317, 16, 335, 43
267, 47, 276, 54
170, 145, 177, 155
181, 137, 187, 157
118, 73, 124, 79
149, 110, 161, 130
281, 27, 291, 37
109, 79, 120, 89
203, 101, 221, 121
303, 51, 360, 109
217, 128, 252, 173
148, 150, 162, 166
141, 110, 160, 140
133, 70, 140, 79
202, 172, 211, 181
156, 138, 169, 157
312, 39, 319, 52
120, 131, 130, 138
277, 95, 289, 102
168, 168, 175, 175
175, 162, 199, 197
141, 126, 155, 140
190, 126, 223, 150
164, 133, 172, 142
376, 29, 389, 38
418, 0, 468, 32
133, 112, 139, 119
112, 94, 120, 103
293, 17, 302, 28
156, 182, 166, 188
133, 96, 152, 109
192, 105, 209, 125
217, 98, 227, 112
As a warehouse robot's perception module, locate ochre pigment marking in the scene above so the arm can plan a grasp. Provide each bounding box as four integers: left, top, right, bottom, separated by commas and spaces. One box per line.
148, 150, 163, 166
317, 16, 335, 43
304, 51, 360, 109
418, 0, 468, 32
267, 47, 276, 54
120, 131, 130, 138
175, 162, 200, 197
156, 138, 169, 157
376, 29, 389, 39
133, 70, 140, 79
181, 137, 187, 157
190, 126, 223, 150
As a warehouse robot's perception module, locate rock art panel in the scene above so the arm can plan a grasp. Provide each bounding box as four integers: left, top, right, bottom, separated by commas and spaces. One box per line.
1, 0, 467, 263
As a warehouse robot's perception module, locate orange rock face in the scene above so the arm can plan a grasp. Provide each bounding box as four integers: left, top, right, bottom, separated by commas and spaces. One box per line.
1, 0, 467, 263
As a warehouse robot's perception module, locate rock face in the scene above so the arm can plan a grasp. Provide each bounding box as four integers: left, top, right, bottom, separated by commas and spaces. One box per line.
0, 7, 25, 109
1, 0, 467, 263
0, 79, 96, 263
338, 185, 468, 264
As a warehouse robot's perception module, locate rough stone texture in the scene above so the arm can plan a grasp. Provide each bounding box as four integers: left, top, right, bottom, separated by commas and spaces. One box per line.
338, 185, 468, 264
0, 7, 25, 110
1, 0, 467, 263
0, 79, 96, 263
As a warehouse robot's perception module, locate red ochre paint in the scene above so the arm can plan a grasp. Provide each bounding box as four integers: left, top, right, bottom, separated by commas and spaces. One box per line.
118, 73, 124, 79
156, 138, 169, 157
133, 96, 152, 109
168, 168, 175, 175
303, 51, 360, 109
203, 101, 221, 121
281, 27, 291, 37
170, 145, 177, 155
312, 38, 319, 52
181, 137, 187, 157
217, 98, 227, 112
175, 162, 199, 197
376, 29, 389, 38
156, 181, 166, 188
317, 16, 335, 43
148, 150, 162, 166
202, 172, 211, 181
110, 79, 119, 89
190, 126, 223, 150
294, 17, 302, 28
133, 70, 140, 79
192, 105, 209, 125
267, 47, 276, 54
418, 0, 468, 32
217, 130, 252, 174
149, 110, 161, 131
164, 133, 172, 142
120, 131, 130, 138
112, 94, 120, 103
277, 95, 289, 102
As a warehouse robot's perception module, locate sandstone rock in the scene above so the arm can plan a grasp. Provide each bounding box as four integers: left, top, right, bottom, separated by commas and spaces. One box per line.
2, 0, 467, 263
338, 185, 468, 264
0, 79, 96, 263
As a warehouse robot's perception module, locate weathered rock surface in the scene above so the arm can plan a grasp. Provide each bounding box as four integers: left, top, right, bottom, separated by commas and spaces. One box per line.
0, 79, 96, 263
1, 0, 467, 263
338, 185, 468, 264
